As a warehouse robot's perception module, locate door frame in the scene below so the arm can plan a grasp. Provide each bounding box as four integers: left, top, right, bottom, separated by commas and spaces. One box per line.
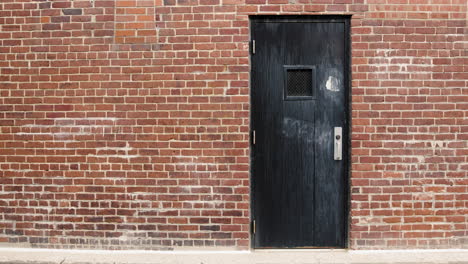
249, 15, 352, 249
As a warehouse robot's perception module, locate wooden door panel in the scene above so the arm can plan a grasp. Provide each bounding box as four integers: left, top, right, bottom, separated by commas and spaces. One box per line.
251, 16, 350, 248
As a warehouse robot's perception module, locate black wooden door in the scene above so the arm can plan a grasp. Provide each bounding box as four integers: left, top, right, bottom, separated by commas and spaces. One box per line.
251, 16, 350, 248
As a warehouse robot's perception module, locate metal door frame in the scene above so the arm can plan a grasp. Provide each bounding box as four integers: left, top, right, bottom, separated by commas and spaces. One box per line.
249, 15, 352, 249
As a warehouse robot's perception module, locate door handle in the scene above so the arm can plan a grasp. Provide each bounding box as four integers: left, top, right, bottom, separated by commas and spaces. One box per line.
334, 127, 342, 160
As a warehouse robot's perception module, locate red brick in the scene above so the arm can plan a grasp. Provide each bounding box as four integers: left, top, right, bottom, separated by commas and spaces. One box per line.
0, 0, 466, 252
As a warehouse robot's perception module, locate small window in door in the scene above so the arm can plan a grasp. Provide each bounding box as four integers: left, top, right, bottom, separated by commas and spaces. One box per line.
284, 65, 316, 100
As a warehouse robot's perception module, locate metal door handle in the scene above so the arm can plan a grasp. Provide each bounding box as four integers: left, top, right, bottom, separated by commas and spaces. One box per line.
334, 127, 342, 160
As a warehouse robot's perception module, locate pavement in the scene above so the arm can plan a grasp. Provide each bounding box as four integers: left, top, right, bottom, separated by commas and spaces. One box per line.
0, 248, 468, 264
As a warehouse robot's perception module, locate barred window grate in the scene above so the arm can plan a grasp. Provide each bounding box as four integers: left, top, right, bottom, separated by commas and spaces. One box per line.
286, 69, 313, 97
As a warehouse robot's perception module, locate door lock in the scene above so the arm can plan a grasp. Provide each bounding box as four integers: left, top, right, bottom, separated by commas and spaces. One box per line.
334, 127, 342, 160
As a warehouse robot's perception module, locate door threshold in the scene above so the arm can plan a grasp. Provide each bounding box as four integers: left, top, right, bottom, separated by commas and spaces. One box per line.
253, 248, 348, 252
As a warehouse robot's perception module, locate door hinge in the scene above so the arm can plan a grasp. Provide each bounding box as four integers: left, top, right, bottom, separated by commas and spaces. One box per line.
252, 130, 256, 145
252, 220, 256, 234
251, 40, 256, 54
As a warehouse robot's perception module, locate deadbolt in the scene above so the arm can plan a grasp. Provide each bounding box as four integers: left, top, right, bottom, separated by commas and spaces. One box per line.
336, 135, 341, 140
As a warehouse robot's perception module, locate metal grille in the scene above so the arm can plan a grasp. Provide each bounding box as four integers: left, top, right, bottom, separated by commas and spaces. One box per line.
286, 69, 313, 97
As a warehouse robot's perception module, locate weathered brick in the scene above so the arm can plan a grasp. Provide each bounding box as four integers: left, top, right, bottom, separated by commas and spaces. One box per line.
62, 9, 83, 16
0, 0, 466, 252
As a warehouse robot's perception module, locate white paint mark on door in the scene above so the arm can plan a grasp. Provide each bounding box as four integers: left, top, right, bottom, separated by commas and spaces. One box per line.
325, 76, 340, 92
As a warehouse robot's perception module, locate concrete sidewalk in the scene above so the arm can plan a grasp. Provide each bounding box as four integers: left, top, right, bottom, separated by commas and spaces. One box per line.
0, 248, 467, 264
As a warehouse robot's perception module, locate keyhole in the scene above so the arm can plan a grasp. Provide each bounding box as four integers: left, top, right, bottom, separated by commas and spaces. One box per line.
336, 135, 341, 140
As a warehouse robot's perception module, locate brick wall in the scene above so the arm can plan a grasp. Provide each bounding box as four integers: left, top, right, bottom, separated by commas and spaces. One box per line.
0, 0, 466, 250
